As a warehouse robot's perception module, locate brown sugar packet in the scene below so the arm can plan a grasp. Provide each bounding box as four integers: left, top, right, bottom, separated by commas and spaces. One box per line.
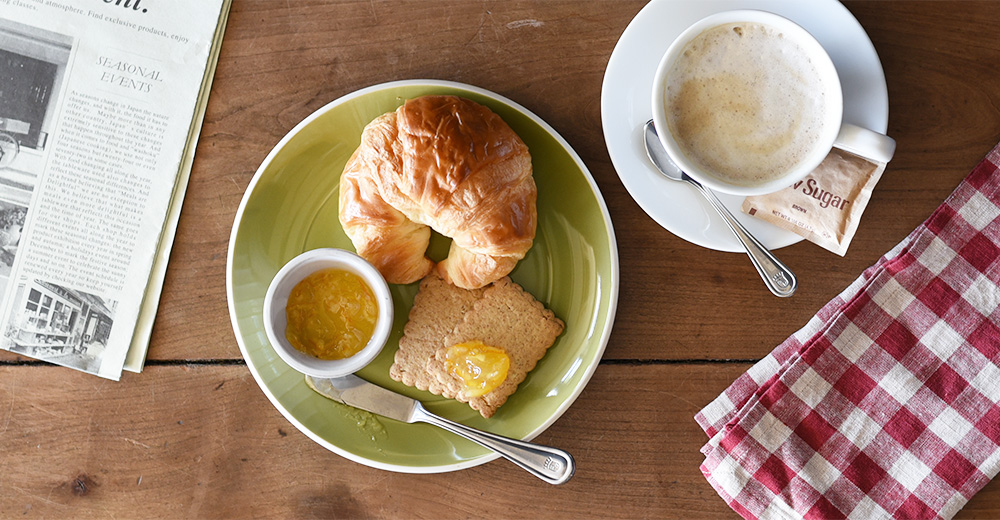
742, 148, 886, 256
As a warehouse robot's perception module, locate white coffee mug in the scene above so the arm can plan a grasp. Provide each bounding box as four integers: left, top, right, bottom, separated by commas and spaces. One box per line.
650, 10, 896, 196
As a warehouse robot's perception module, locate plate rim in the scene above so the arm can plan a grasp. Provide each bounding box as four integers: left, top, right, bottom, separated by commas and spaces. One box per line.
600, 0, 890, 252
226, 79, 620, 473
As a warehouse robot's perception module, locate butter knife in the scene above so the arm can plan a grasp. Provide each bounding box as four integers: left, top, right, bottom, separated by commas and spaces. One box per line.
304, 374, 575, 484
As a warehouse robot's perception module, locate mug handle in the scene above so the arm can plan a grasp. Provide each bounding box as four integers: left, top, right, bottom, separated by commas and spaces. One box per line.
833, 123, 896, 164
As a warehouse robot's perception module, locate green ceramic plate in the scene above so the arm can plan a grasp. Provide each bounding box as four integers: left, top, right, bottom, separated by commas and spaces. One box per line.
227, 80, 619, 472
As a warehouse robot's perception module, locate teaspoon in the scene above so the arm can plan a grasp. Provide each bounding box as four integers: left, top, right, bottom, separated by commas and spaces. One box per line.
642, 120, 797, 297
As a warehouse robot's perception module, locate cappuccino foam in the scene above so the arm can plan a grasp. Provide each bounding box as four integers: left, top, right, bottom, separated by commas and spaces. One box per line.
664, 22, 829, 187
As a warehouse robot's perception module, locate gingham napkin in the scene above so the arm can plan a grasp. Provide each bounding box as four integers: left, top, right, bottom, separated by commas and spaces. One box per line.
696, 142, 1000, 520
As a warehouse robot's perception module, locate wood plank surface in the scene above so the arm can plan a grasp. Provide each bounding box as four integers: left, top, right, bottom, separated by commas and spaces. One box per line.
3, 363, 1000, 518
3, 1, 1000, 518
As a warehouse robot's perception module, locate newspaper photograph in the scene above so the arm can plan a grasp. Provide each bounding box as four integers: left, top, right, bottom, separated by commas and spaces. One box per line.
0, 0, 229, 379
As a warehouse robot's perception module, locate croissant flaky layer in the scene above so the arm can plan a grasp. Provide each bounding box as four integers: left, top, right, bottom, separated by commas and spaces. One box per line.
339, 95, 537, 289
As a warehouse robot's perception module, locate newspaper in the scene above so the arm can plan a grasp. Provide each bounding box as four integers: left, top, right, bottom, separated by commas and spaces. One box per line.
0, 0, 232, 380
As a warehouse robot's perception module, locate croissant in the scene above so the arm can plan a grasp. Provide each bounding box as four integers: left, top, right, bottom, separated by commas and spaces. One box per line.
338, 95, 536, 289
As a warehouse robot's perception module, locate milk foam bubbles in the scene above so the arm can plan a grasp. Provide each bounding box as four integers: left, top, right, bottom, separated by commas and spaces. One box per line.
664, 22, 829, 187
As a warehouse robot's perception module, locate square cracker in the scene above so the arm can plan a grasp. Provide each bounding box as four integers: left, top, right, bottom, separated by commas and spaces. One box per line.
426, 277, 565, 418
389, 271, 487, 394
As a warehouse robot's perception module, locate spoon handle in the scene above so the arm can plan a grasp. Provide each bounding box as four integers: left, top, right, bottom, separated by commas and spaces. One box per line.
413, 403, 575, 485
688, 179, 798, 297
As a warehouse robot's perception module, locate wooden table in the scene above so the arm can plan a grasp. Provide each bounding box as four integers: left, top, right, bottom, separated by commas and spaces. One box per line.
4, 1, 1000, 517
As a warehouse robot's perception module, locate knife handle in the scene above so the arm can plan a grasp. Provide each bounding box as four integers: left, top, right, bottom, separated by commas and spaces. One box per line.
413, 403, 575, 485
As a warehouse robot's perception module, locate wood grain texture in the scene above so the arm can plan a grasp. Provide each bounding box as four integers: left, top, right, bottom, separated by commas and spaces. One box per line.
2, 364, 998, 518
3, 0, 1000, 518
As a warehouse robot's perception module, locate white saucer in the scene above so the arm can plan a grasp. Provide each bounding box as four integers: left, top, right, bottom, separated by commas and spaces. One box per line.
601, 0, 889, 252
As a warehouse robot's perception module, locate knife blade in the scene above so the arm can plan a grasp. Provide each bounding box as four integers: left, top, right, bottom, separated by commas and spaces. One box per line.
305, 374, 575, 484
305, 373, 419, 422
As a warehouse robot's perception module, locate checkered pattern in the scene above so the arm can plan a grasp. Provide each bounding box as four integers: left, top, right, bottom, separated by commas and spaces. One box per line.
695, 143, 1000, 520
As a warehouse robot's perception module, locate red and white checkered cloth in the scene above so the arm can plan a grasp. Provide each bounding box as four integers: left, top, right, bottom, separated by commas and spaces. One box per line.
696, 142, 1000, 520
